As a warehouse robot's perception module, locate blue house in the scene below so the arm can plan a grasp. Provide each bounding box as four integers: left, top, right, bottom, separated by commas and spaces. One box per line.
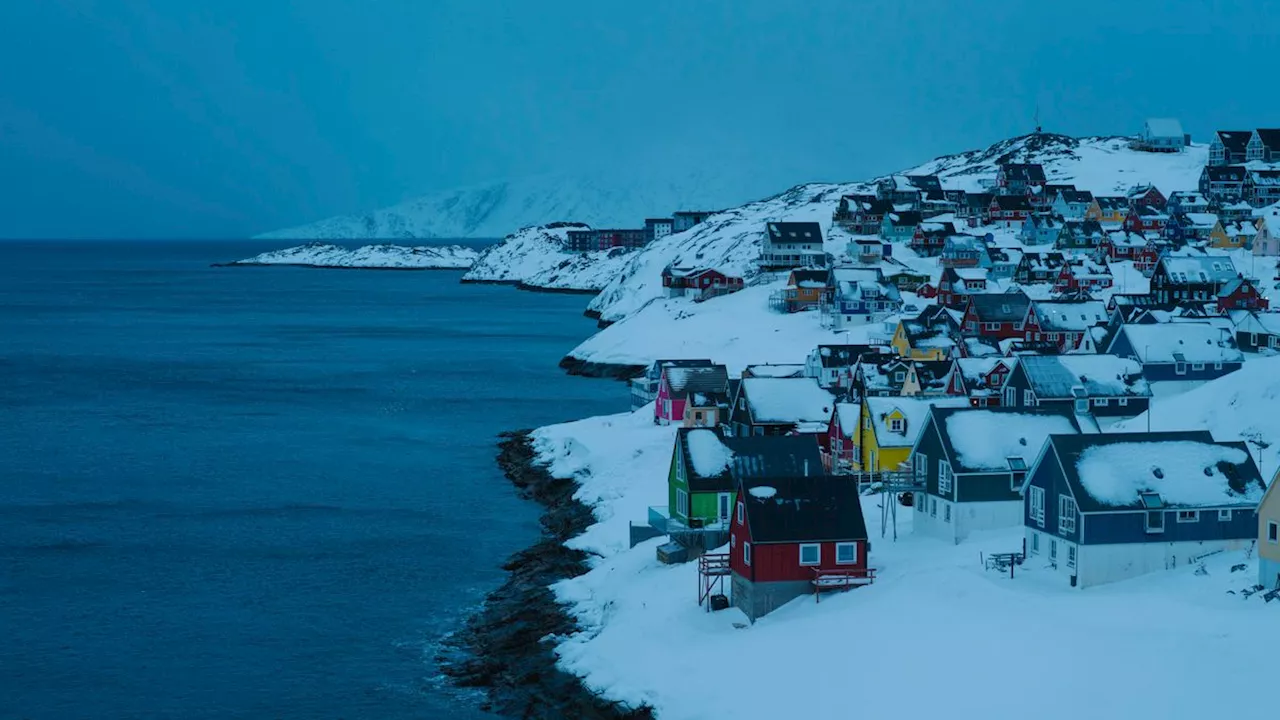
1020, 215, 1063, 246
1105, 322, 1243, 382
1022, 431, 1265, 588
824, 267, 902, 330
881, 211, 923, 242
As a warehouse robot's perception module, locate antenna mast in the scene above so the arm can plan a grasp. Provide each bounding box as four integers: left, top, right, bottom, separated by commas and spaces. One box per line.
1034, 104, 1042, 134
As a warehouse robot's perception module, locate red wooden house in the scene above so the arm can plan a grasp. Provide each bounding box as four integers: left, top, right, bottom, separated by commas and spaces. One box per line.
956, 358, 1014, 407
1096, 231, 1146, 262
1122, 206, 1169, 234
960, 291, 1032, 340
729, 475, 869, 622
1216, 277, 1270, 313
1052, 259, 1113, 294
989, 195, 1032, 228
655, 364, 729, 425
1021, 299, 1108, 353
824, 403, 861, 472
938, 266, 988, 309
1126, 184, 1167, 211
910, 221, 955, 256
662, 267, 744, 298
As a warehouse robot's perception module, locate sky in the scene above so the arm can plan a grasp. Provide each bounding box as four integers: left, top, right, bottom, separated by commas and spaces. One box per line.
2, 0, 1279, 239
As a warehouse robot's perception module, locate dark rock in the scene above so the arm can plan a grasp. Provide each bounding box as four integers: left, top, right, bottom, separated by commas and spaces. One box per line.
440, 431, 654, 720
557, 356, 645, 381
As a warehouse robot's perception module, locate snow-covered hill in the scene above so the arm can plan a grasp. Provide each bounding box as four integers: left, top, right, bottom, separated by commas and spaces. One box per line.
562, 132, 1216, 369
461, 222, 638, 291
254, 169, 778, 241
224, 242, 480, 269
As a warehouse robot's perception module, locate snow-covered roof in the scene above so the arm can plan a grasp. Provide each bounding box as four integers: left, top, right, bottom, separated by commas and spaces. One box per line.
1019, 355, 1149, 399
1075, 438, 1261, 508
1145, 118, 1184, 139
1120, 323, 1243, 364
742, 378, 834, 424
1184, 212, 1220, 229
1234, 310, 1280, 336
1159, 255, 1238, 284
834, 402, 860, 438
744, 363, 806, 378
866, 396, 967, 450
940, 409, 1078, 473
955, 268, 987, 281
665, 365, 729, 399
686, 428, 735, 477
1033, 300, 1108, 331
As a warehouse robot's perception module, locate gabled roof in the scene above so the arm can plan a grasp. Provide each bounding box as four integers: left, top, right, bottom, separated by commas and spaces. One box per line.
1045, 431, 1265, 512
967, 290, 1032, 323
993, 195, 1032, 211
866, 396, 968, 450
1254, 128, 1280, 150
1157, 255, 1238, 284
999, 163, 1047, 185
1057, 189, 1096, 205
1145, 118, 1184, 138
650, 358, 714, 376
1094, 196, 1128, 211
1018, 354, 1149, 399
739, 475, 868, 544
767, 222, 823, 243
1168, 191, 1207, 204
965, 192, 995, 209
1033, 300, 1108, 331
788, 268, 830, 286
926, 406, 1079, 474
1202, 165, 1247, 182
1061, 219, 1106, 237
679, 427, 825, 493
665, 364, 729, 400
956, 357, 1014, 388
812, 344, 893, 369
1116, 323, 1243, 364
886, 211, 923, 226
850, 197, 894, 215
742, 378, 835, 424
1215, 130, 1252, 153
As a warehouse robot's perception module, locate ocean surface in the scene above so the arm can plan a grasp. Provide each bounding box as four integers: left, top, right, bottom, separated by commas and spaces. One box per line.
0, 241, 622, 720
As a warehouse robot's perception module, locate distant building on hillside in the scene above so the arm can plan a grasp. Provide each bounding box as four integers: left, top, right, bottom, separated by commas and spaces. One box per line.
644, 217, 674, 243
1133, 118, 1187, 152
673, 210, 716, 233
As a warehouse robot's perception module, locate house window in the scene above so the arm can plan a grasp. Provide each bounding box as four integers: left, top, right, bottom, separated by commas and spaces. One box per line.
1031, 533, 1040, 553
1192, 363, 1205, 371
931, 499, 937, 518
1067, 545, 1077, 569
836, 542, 858, 564
1093, 398, 1109, 407
1175, 362, 1187, 376
676, 489, 689, 518
944, 502, 952, 523
1269, 521, 1278, 544
1146, 510, 1165, 534
1213, 361, 1223, 370
1050, 539, 1058, 560
1030, 486, 1046, 527
1218, 509, 1232, 522
889, 418, 904, 433
914, 453, 928, 484
1059, 496, 1077, 534
743, 542, 752, 566
1074, 397, 1089, 414
1003, 386, 1016, 406
1023, 390, 1037, 407
938, 461, 953, 494
737, 501, 744, 525
1177, 510, 1200, 523
983, 322, 999, 331
1117, 398, 1128, 407
799, 543, 821, 566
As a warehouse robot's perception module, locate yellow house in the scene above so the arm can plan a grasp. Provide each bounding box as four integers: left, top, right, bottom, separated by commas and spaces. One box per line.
1258, 469, 1280, 590
1094, 196, 1128, 224
1082, 199, 1104, 222
890, 308, 959, 361
858, 395, 969, 472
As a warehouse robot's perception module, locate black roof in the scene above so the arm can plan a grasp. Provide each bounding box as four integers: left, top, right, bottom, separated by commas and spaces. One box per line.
1063, 220, 1105, 237
739, 475, 868, 544
645, 217, 673, 225
1203, 165, 1247, 182
967, 290, 1031, 322
767, 221, 823, 242
789, 269, 830, 285
1045, 431, 1266, 513
966, 192, 995, 208
886, 210, 923, 226
906, 174, 943, 192
1216, 130, 1252, 153
678, 428, 825, 493
927, 405, 1079, 474
1256, 128, 1280, 150
664, 364, 729, 400
1000, 163, 1047, 185
993, 195, 1032, 211
813, 344, 893, 368
1058, 189, 1095, 204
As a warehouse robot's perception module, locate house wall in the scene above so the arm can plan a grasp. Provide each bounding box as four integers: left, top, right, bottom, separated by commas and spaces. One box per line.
731, 573, 811, 622
1081, 507, 1257, 545
1138, 361, 1242, 383
914, 495, 957, 543
690, 490, 735, 526
1260, 558, 1280, 590
1074, 539, 1251, 588
1259, 487, 1280, 567
668, 448, 687, 522
956, 499, 1024, 541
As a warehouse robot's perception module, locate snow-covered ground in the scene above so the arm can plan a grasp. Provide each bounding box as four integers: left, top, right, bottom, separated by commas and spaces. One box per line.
462, 223, 640, 291
226, 242, 480, 269
533, 408, 1277, 720
254, 168, 781, 240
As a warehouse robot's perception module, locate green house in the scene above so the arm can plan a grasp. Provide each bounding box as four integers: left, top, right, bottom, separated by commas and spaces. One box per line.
654, 427, 825, 556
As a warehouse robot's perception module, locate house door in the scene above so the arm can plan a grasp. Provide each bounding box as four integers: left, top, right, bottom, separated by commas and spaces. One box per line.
718, 493, 732, 523
1003, 386, 1015, 406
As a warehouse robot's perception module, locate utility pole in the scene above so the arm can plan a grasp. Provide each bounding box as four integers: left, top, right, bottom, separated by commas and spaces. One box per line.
1145, 344, 1151, 433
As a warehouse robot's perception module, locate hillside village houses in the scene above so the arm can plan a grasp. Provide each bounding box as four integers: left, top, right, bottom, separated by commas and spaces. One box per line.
623, 120, 1280, 622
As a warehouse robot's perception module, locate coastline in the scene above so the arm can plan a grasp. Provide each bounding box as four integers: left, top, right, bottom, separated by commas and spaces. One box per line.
558, 355, 645, 380
211, 262, 470, 271
439, 431, 653, 720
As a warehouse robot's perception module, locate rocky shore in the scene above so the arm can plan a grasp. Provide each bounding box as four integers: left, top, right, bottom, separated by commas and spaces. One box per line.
440, 431, 653, 720
558, 356, 645, 381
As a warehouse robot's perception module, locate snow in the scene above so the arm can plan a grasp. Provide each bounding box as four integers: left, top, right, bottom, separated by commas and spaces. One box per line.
748, 485, 777, 499
1076, 441, 1256, 507
1055, 355, 1148, 396
944, 411, 1078, 471
741, 378, 833, 423
535, 408, 1278, 720
461, 223, 638, 290
1116, 355, 1280, 475
227, 241, 480, 269
686, 428, 734, 477
865, 396, 968, 448
1120, 323, 1243, 364
254, 168, 776, 240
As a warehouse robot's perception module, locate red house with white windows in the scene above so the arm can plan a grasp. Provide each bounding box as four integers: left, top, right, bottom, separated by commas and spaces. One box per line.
1052, 259, 1113, 294
662, 267, 744, 298
1216, 277, 1271, 313
654, 364, 729, 425
1126, 184, 1167, 211
956, 358, 1014, 407
938, 266, 988, 309
1020, 300, 1108, 353
729, 475, 869, 622
1122, 206, 1169, 234
960, 291, 1032, 340
989, 195, 1033, 227
823, 404, 861, 472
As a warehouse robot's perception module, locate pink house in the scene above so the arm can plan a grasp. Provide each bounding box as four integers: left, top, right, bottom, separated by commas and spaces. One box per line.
824, 403, 861, 473
655, 364, 729, 425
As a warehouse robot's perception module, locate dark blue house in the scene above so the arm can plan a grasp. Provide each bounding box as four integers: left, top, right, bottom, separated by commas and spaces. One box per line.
1002, 355, 1151, 419
1105, 322, 1243, 382
1022, 431, 1265, 588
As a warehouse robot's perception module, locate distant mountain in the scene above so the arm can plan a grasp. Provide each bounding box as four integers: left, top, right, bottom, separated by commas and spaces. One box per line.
223, 242, 480, 269
254, 169, 787, 240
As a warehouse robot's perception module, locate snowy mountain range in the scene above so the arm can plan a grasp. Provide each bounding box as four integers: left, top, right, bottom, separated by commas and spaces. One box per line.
254, 169, 786, 241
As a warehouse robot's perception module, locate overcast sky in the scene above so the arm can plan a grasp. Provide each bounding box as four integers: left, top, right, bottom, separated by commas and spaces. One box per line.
3, 0, 1279, 239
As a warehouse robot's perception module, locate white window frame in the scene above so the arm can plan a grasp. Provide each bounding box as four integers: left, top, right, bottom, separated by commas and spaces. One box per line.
736, 501, 744, 525
914, 452, 928, 484
799, 543, 821, 566
1031, 533, 1040, 553
743, 542, 752, 566
1059, 495, 1077, 534
1218, 509, 1232, 522
1023, 390, 1037, 407
938, 460, 953, 494
718, 493, 732, 522
1177, 510, 1200, 523
1117, 398, 1128, 407
835, 542, 858, 565
1269, 521, 1279, 544
1174, 362, 1187, 376
1213, 360, 1223, 370
1093, 398, 1109, 407
1030, 486, 1046, 527
931, 499, 937, 518
1067, 544, 1077, 569
889, 417, 904, 433
1191, 362, 1205, 371
677, 489, 689, 518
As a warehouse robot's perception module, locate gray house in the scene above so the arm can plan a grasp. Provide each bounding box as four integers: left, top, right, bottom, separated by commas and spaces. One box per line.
1136, 118, 1186, 152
